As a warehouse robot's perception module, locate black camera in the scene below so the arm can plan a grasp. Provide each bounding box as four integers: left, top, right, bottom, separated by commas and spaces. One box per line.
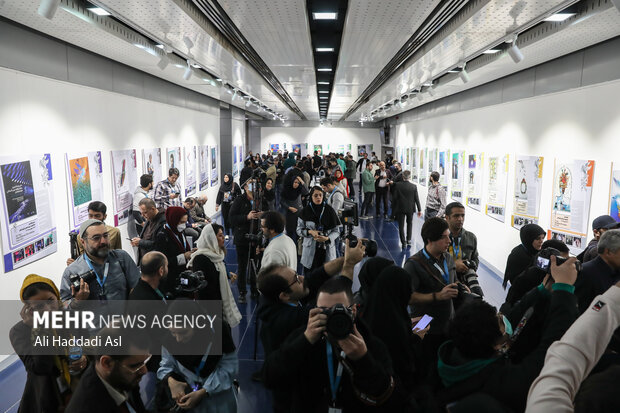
535, 247, 582, 274
340, 201, 377, 257
244, 233, 264, 243
175, 270, 208, 294
322, 304, 354, 341
462, 259, 477, 270
69, 270, 97, 292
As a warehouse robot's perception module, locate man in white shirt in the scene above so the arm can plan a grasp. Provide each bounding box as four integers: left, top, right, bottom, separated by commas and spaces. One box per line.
260, 211, 297, 270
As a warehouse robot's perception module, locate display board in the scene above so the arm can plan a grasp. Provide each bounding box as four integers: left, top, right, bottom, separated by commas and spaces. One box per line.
512, 155, 544, 229
419, 148, 427, 186
269, 143, 279, 153
330, 144, 345, 155
210, 146, 218, 187
439, 150, 449, 189
466, 153, 484, 211
485, 154, 509, 222
548, 159, 595, 253
356, 144, 373, 159
0, 153, 57, 272
428, 148, 438, 177
314, 144, 323, 156
110, 149, 138, 226
199, 145, 209, 190
292, 144, 301, 154
610, 162, 620, 223
231, 145, 238, 178
167, 147, 180, 172
411, 148, 419, 182
184, 146, 197, 197
405, 147, 411, 171
65, 151, 104, 230
142, 148, 162, 183
451, 151, 465, 202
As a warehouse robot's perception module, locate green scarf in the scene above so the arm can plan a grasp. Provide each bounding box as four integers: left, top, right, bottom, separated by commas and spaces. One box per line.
437, 341, 498, 387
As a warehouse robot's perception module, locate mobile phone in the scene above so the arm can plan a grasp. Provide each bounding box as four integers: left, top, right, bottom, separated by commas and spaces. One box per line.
413, 314, 433, 331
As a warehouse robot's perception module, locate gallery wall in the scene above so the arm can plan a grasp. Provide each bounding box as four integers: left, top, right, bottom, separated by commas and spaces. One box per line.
394, 78, 620, 275
0, 67, 221, 306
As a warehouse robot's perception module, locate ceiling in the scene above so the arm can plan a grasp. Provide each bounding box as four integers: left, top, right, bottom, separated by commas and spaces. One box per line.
1, 0, 618, 123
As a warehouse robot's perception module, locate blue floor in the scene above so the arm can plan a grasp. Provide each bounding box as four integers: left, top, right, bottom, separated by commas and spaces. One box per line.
0, 198, 507, 413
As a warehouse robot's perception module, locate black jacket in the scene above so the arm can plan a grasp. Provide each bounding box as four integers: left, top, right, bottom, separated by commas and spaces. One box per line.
503, 245, 535, 289
137, 211, 166, 263
229, 193, 258, 247
154, 229, 191, 295
240, 166, 253, 186
65, 364, 146, 413
374, 168, 393, 190
574, 255, 620, 313
391, 181, 421, 215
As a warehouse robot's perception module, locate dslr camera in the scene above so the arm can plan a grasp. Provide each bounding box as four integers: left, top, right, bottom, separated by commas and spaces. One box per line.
322, 304, 354, 341
340, 200, 377, 257
244, 233, 264, 243
69, 270, 97, 292
535, 247, 582, 274
175, 270, 208, 295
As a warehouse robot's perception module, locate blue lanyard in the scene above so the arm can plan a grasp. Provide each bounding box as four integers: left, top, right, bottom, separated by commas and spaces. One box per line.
164, 224, 188, 250
327, 187, 337, 203
451, 237, 461, 259
422, 249, 450, 283
272, 233, 283, 241
192, 342, 213, 391
326, 342, 344, 403
83, 254, 109, 290
311, 204, 325, 225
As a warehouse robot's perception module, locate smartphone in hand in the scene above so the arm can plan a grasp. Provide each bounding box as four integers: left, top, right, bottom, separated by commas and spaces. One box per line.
412, 314, 433, 331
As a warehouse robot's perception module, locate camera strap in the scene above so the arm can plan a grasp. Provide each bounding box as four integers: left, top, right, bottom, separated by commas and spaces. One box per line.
83, 254, 109, 293
421, 249, 450, 284
326, 342, 344, 406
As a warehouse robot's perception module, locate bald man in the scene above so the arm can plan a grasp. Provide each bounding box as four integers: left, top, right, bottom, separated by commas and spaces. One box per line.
129, 251, 168, 302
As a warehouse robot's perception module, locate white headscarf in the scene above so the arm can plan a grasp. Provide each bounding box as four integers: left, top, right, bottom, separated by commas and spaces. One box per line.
188, 224, 242, 327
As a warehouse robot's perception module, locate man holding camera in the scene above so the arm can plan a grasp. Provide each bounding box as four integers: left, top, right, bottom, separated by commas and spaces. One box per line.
153, 168, 182, 210
260, 211, 297, 270
60, 219, 140, 305
445, 202, 483, 297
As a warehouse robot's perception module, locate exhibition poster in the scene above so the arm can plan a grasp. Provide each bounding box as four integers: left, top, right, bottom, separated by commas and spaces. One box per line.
609, 162, 620, 223
167, 147, 181, 172
210, 146, 218, 187
419, 148, 427, 186
428, 149, 438, 176
0, 153, 57, 272
292, 144, 301, 154
399, 147, 404, 164
65, 151, 104, 230
406, 147, 411, 170
142, 148, 162, 183
439, 150, 449, 189
411, 148, 419, 182
184, 146, 197, 197
270, 143, 279, 153
330, 144, 345, 155
548, 159, 595, 253
314, 145, 323, 156
232, 145, 238, 178
466, 153, 484, 211
357, 145, 367, 157
199, 145, 210, 190
485, 154, 509, 223
512, 155, 544, 230
110, 149, 138, 226
451, 151, 465, 202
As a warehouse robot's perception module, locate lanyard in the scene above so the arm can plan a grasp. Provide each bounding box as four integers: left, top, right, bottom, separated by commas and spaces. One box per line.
272, 233, 283, 241
451, 236, 461, 259
83, 254, 109, 291
192, 342, 213, 391
422, 249, 450, 284
327, 187, 337, 203
326, 342, 344, 404
154, 288, 167, 304
311, 204, 325, 226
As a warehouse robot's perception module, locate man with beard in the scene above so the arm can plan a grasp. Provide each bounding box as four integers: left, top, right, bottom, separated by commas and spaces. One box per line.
60, 219, 140, 305
67, 201, 122, 265
65, 329, 150, 413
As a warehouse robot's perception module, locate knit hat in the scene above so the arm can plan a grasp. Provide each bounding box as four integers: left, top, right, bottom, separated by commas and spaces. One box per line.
20, 274, 60, 302
79, 218, 103, 238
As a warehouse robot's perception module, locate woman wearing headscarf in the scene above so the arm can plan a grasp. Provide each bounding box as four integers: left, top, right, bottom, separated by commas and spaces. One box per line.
362, 266, 428, 396
155, 206, 196, 295
216, 173, 241, 240
334, 169, 349, 198
158, 300, 238, 413
503, 223, 546, 289
280, 173, 308, 244
297, 186, 341, 272
187, 224, 242, 328
353, 256, 394, 314
261, 177, 276, 211
10, 275, 88, 413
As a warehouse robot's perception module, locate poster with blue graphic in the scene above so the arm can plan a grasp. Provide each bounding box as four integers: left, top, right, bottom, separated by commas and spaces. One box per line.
65, 151, 104, 230
232, 145, 239, 177
199, 145, 209, 190
210, 146, 218, 187
610, 163, 620, 223
111, 149, 138, 226
0, 153, 57, 272
184, 146, 197, 197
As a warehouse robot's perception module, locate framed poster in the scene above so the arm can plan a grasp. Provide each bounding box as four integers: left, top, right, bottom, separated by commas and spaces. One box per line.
270, 143, 279, 153
0, 153, 57, 272
110, 149, 138, 225
184, 146, 197, 197
142, 148, 162, 183
314, 144, 323, 156
199, 145, 209, 190
411, 148, 419, 182
610, 162, 620, 223
485, 154, 509, 222
419, 148, 427, 186
210, 146, 218, 187
438, 150, 449, 190
512, 155, 544, 230
292, 144, 301, 154
451, 151, 465, 202
65, 151, 104, 230
466, 153, 484, 211
167, 147, 180, 172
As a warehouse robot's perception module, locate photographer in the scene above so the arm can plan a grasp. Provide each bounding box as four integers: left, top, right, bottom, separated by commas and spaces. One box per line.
229, 179, 262, 303
261, 211, 297, 270
445, 202, 483, 297
297, 186, 341, 273
320, 176, 345, 213
60, 219, 140, 305
216, 173, 241, 240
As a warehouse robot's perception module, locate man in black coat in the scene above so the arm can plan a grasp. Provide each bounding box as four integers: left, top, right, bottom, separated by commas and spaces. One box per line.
130, 198, 166, 264
391, 170, 421, 249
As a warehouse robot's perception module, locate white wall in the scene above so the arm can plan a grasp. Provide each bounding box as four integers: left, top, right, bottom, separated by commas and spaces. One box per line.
0, 67, 220, 306
395, 79, 620, 274
260, 127, 381, 159
231, 117, 245, 185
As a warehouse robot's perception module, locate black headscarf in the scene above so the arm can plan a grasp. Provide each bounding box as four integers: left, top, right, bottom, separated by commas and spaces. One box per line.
520, 224, 545, 255
219, 173, 234, 193
356, 257, 394, 311
263, 178, 275, 202
299, 192, 340, 230
281, 170, 304, 201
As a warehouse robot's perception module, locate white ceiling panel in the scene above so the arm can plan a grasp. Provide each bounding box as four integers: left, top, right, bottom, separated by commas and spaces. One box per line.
217, 0, 318, 119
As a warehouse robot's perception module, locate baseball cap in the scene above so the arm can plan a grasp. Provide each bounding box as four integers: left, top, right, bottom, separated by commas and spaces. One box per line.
592, 215, 620, 230
79, 218, 103, 238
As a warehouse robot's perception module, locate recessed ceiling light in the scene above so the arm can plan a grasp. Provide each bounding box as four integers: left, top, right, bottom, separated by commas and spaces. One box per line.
156, 44, 165, 49
317, 68, 332, 72
313, 12, 337, 20
318, 81, 329, 85
483, 49, 501, 54
447, 69, 459, 73
319, 97, 328, 100
319, 91, 329, 94
544, 12, 576, 22
316, 47, 335, 52
88, 7, 111, 16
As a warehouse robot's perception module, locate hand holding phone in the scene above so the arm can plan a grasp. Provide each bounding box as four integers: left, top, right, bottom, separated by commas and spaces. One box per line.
412, 314, 433, 331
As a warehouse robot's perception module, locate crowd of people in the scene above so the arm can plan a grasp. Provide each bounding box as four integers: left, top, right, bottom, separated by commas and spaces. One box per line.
10, 147, 620, 413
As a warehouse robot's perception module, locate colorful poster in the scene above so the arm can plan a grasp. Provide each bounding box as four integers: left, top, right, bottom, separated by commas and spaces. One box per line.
411, 148, 419, 182
167, 147, 181, 172
110, 149, 138, 226
466, 153, 484, 211
357, 145, 367, 157
405, 148, 411, 170
512, 155, 544, 230
65, 151, 104, 230
419, 148, 427, 186
199, 145, 210, 190
438, 150, 449, 189
428, 148, 438, 177
270, 143, 279, 153
142, 148, 162, 184
549, 159, 595, 254
485, 154, 509, 222
210, 146, 218, 187
231, 145, 238, 178
399, 147, 404, 164
451, 151, 465, 202
314, 145, 323, 156
292, 144, 301, 154
610, 163, 620, 223
0, 153, 57, 272
184, 146, 197, 197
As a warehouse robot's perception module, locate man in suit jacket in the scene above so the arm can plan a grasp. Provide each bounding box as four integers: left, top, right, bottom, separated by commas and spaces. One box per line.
391, 170, 422, 249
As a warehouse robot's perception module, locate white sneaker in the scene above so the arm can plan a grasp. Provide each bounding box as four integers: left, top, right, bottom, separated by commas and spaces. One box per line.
225, 235, 230, 240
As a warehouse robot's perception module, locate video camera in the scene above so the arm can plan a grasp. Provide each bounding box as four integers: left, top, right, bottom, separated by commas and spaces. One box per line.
69, 270, 97, 292
340, 200, 377, 257
322, 304, 354, 341
175, 270, 208, 296
535, 247, 582, 274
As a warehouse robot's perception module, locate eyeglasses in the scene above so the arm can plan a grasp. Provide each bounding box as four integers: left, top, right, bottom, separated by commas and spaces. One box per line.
85, 232, 110, 242
122, 355, 151, 374
287, 272, 302, 289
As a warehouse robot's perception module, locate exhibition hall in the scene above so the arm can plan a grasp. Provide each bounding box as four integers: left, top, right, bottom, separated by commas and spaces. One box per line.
1, 0, 620, 412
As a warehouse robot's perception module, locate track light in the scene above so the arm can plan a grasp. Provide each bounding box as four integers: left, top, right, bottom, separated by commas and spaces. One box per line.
507, 37, 524, 63
458, 63, 470, 83
38, 0, 61, 19
612, 0, 620, 12
183, 36, 194, 50
183, 60, 192, 80
420, 68, 431, 85
428, 87, 436, 97
157, 54, 169, 70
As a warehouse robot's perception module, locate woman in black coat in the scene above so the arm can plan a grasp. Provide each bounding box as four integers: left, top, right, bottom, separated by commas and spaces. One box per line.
503, 223, 546, 289
155, 206, 194, 295
216, 173, 241, 239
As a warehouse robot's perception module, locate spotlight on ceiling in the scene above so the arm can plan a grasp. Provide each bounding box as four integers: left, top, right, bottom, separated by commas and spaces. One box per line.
157, 54, 169, 70
183, 60, 192, 80
313, 12, 337, 20
318, 81, 330, 85
182, 36, 194, 50
483, 48, 501, 54
458, 63, 469, 84
87, 7, 111, 16
317, 68, 332, 72
37, 0, 61, 19
507, 37, 524, 63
